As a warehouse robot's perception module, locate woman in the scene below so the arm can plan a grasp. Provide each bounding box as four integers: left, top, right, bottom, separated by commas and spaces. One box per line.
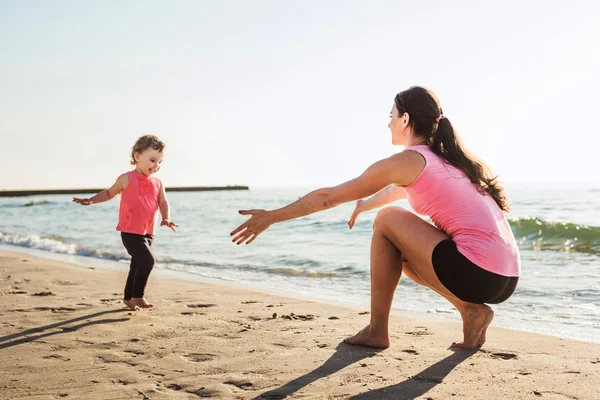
230, 86, 520, 349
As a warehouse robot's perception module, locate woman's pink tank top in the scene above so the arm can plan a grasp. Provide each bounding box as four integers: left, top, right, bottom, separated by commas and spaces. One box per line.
403, 145, 520, 277
116, 170, 161, 236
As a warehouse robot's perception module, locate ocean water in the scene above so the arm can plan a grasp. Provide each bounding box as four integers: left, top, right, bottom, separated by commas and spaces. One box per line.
1, 184, 599, 342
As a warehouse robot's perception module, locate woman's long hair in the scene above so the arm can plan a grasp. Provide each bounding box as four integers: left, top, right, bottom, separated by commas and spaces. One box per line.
394, 86, 510, 213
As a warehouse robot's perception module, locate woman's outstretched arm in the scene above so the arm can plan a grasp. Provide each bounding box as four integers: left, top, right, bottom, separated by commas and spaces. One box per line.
230, 150, 424, 244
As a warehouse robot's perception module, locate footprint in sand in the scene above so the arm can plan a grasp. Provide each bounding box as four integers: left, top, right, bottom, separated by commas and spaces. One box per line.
402, 349, 420, 355
43, 354, 71, 361
74, 339, 96, 346
272, 343, 293, 348
180, 311, 206, 316
405, 330, 432, 336
224, 380, 253, 391
50, 345, 71, 351
32, 291, 56, 296
489, 352, 518, 360
187, 387, 221, 397
124, 349, 145, 356
186, 303, 216, 308
34, 306, 77, 313
184, 353, 218, 362
101, 356, 139, 367
281, 313, 315, 321
112, 378, 135, 385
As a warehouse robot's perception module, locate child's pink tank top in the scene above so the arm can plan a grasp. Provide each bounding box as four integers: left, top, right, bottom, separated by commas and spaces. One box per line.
116, 170, 161, 236
403, 145, 520, 277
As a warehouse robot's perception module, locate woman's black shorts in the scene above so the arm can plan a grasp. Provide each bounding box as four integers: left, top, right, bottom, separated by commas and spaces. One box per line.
431, 239, 518, 304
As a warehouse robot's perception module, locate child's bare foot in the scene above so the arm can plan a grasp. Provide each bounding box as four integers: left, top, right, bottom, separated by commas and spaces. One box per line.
452, 304, 494, 348
123, 299, 140, 311
343, 324, 390, 348
131, 297, 154, 309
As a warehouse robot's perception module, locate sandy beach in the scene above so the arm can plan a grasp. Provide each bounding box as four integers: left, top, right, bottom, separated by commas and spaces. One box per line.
0, 250, 598, 400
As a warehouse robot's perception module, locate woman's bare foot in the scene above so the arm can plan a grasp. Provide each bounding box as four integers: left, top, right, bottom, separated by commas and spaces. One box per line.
343, 324, 390, 348
123, 299, 140, 311
131, 297, 154, 309
452, 304, 494, 348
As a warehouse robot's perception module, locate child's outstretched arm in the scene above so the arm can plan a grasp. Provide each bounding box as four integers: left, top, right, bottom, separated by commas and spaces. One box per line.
158, 181, 178, 232
72, 173, 129, 206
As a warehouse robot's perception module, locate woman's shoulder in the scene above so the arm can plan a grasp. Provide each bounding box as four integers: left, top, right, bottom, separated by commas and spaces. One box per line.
399, 145, 435, 164
385, 146, 426, 164
402, 144, 433, 156
403, 145, 446, 165
384, 148, 428, 187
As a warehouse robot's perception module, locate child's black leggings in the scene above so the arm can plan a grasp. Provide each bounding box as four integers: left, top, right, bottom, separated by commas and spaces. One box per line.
121, 232, 155, 300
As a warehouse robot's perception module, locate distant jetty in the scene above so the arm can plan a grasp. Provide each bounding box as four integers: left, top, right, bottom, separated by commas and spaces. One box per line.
0, 186, 249, 197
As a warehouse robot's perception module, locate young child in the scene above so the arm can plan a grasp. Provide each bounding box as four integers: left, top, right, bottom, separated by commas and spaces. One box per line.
73, 135, 178, 311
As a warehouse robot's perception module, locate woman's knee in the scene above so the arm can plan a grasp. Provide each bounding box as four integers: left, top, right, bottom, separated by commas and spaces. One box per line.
373, 206, 410, 230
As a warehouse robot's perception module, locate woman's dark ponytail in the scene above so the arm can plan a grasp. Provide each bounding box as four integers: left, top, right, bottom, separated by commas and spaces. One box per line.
396, 87, 510, 213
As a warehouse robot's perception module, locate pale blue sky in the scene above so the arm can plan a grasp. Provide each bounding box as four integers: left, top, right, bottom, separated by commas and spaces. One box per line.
1, 0, 599, 190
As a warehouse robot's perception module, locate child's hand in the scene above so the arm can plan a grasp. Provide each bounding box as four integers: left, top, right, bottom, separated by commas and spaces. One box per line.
72, 197, 93, 206
347, 199, 365, 230
161, 219, 178, 232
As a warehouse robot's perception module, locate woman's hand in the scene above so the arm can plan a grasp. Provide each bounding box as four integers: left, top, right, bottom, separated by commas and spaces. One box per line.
230, 209, 273, 245
161, 219, 178, 232
348, 199, 365, 230
72, 197, 93, 206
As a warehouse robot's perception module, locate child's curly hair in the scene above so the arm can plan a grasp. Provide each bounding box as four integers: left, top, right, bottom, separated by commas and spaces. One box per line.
130, 135, 166, 165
